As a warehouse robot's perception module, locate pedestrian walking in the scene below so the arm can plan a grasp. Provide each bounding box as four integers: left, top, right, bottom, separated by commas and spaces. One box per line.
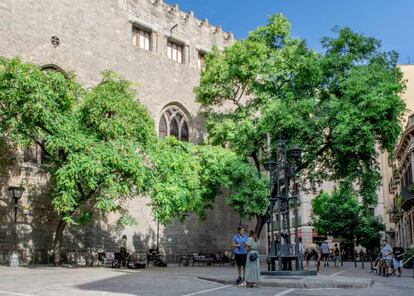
321, 241, 330, 267
393, 242, 405, 277
240, 230, 261, 288
232, 226, 248, 284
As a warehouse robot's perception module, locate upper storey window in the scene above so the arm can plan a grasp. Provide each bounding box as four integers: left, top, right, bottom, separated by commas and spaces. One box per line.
167, 41, 183, 63
159, 106, 189, 142
133, 27, 151, 51
198, 51, 206, 70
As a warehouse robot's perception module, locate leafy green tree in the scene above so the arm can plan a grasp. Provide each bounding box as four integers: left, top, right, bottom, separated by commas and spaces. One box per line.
312, 182, 385, 251
195, 14, 406, 235
0, 58, 157, 264
0, 57, 266, 265
149, 137, 267, 224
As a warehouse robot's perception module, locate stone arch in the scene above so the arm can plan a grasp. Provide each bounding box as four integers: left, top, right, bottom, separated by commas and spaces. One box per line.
40, 64, 68, 78
158, 103, 191, 142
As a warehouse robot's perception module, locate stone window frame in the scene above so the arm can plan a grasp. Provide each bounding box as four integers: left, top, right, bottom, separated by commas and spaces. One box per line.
197, 49, 207, 70
131, 21, 157, 53
159, 105, 191, 142
167, 38, 186, 64
135, 28, 151, 51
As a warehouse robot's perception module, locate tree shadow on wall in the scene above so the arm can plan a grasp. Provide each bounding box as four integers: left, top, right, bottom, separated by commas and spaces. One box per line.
160, 191, 242, 261
0, 140, 123, 265
0, 139, 60, 264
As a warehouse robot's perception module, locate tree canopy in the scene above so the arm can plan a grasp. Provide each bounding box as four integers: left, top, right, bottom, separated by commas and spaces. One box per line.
0, 57, 265, 264
312, 182, 385, 250
195, 14, 406, 233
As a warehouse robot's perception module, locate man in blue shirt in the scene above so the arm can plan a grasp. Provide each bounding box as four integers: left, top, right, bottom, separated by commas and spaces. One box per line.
320, 241, 330, 267
381, 239, 394, 276
233, 226, 248, 284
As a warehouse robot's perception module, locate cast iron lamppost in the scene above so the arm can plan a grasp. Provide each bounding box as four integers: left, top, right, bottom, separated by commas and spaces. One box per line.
8, 186, 24, 267
263, 139, 304, 273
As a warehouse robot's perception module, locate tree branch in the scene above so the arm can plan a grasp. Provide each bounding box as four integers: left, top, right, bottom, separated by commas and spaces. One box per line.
296, 140, 332, 173
250, 150, 262, 177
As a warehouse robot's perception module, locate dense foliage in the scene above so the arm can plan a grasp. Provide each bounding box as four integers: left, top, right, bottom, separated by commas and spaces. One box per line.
195, 14, 406, 234
311, 182, 385, 249
0, 58, 264, 264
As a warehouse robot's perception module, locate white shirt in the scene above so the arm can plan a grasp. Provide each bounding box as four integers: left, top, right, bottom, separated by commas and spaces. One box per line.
381, 244, 393, 259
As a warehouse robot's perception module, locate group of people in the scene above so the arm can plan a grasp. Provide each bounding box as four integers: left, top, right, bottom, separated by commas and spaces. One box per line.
378, 239, 405, 277
303, 241, 342, 271
119, 235, 167, 268
232, 226, 261, 288
231, 228, 346, 287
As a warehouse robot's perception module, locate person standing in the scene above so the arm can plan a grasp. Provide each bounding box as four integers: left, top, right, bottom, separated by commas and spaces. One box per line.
320, 241, 330, 267
119, 235, 128, 267
381, 239, 394, 276
333, 244, 340, 267
341, 249, 347, 267
241, 230, 261, 288
233, 226, 248, 284
393, 242, 405, 277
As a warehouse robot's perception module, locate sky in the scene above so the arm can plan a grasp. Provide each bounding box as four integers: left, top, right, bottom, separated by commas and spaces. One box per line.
165, 0, 414, 64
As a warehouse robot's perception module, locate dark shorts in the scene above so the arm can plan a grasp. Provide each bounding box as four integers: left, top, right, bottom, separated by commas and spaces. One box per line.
305, 253, 314, 261
234, 253, 247, 267
322, 253, 329, 259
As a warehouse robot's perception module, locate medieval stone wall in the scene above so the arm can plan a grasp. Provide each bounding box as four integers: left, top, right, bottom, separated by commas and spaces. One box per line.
0, 0, 244, 264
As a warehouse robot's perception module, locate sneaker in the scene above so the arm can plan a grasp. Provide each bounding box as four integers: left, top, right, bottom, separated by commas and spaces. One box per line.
238, 281, 246, 287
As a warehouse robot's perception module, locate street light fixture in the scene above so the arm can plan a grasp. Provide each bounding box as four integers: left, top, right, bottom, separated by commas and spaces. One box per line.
8, 186, 24, 267
9, 186, 23, 223
264, 140, 304, 273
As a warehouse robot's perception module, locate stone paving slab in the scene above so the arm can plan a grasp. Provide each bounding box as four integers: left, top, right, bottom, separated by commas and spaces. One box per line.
198, 275, 374, 289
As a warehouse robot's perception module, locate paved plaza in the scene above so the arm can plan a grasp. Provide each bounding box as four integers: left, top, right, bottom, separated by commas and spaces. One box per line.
0, 262, 413, 296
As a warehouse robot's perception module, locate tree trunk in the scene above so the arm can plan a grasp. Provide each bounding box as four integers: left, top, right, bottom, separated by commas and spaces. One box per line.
53, 219, 67, 266
255, 213, 269, 238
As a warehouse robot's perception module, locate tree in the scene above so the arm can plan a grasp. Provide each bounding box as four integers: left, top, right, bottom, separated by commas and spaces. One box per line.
0, 59, 157, 264
195, 14, 406, 236
148, 138, 268, 224
312, 182, 385, 251
0, 57, 266, 265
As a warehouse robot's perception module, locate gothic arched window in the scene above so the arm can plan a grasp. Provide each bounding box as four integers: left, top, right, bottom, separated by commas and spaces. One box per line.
159, 106, 190, 141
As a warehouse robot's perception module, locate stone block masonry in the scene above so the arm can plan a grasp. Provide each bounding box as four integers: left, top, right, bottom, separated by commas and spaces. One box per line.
0, 0, 244, 263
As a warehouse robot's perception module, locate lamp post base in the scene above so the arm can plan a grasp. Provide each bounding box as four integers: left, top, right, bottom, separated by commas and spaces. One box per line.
261, 270, 317, 276
9, 252, 20, 267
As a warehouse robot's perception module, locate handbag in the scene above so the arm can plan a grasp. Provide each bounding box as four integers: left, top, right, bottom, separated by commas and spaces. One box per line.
249, 252, 258, 261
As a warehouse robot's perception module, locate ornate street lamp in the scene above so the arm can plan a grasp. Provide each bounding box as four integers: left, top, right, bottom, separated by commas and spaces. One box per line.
9, 187, 23, 223
8, 186, 24, 267
263, 140, 306, 274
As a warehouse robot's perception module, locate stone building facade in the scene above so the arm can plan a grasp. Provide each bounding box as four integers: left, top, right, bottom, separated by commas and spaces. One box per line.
382, 65, 414, 249
0, 0, 243, 264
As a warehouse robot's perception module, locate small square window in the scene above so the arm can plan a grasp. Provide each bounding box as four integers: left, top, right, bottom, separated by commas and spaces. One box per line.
133, 27, 151, 51
167, 41, 184, 63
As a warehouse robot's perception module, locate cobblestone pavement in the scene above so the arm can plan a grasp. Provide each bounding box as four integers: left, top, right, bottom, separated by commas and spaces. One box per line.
0, 262, 412, 296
